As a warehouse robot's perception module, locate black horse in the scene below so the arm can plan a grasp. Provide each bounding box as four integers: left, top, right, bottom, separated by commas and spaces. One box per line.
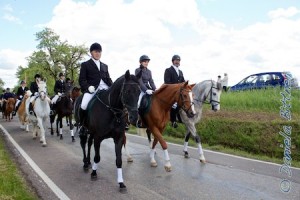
74, 70, 140, 190
50, 88, 75, 142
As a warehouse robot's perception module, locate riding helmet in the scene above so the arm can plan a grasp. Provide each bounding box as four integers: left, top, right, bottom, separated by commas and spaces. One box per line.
90, 43, 102, 52
34, 74, 41, 79
59, 72, 64, 77
139, 55, 150, 62
172, 55, 181, 61
20, 80, 26, 84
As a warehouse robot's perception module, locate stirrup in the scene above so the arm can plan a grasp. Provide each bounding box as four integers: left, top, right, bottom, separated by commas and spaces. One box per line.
29, 111, 34, 115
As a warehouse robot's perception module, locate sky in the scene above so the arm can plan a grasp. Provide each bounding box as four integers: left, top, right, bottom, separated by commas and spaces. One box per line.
0, 0, 300, 89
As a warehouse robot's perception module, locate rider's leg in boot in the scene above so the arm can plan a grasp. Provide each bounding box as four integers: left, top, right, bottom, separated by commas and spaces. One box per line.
170, 108, 178, 128
50, 103, 56, 115
12, 104, 19, 116
77, 108, 86, 136
29, 102, 34, 115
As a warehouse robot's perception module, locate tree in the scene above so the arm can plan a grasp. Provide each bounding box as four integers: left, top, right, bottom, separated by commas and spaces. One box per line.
0, 78, 5, 92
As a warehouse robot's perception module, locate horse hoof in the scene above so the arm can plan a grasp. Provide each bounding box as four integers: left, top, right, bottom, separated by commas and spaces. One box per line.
40, 140, 43, 143
91, 171, 97, 180
72, 136, 75, 142
199, 155, 206, 163
83, 165, 89, 172
164, 166, 172, 172
42, 143, 47, 147
184, 151, 189, 158
119, 183, 127, 192
51, 132, 53, 135
150, 161, 157, 167
127, 157, 133, 162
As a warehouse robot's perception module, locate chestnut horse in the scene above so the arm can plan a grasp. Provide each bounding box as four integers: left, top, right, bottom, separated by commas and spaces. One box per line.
140, 81, 195, 172
17, 91, 31, 131
4, 98, 16, 121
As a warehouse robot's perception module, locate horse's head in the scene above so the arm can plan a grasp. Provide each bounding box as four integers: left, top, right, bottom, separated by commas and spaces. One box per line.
6, 98, 15, 111
121, 70, 140, 125
177, 81, 196, 118
194, 80, 222, 111
37, 81, 47, 101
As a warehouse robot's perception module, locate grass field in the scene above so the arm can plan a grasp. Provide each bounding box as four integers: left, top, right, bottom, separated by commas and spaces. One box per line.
0, 134, 37, 200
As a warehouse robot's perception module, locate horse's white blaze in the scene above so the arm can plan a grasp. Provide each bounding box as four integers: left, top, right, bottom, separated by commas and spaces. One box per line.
183, 142, 188, 152
92, 162, 98, 171
189, 91, 196, 114
117, 168, 123, 183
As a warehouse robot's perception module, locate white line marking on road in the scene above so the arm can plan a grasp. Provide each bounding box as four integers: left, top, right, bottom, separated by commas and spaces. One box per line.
128, 133, 300, 171
0, 124, 70, 200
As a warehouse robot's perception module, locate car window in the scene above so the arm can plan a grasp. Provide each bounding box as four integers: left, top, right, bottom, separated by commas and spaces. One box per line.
245, 75, 257, 83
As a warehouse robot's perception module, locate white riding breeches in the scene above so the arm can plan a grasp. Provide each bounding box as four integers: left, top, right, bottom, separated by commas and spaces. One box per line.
15, 99, 21, 107
51, 95, 59, 104
30, 96, 37, 103
81, 92, 95, 110
137, 91, 145, 108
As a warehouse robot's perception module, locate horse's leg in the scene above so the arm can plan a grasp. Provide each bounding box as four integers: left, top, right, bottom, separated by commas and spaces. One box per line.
91, 137, 101, 180
87, 133, 93, 167
183, 132, 191, 158
146, 128, 152, 148
37, 117, 46, 147
50, 115, 54, 135
150, 137, 158, 167
69, 115, 75, 142
152, 127, 172, 172
123, 133, 133, 162
59, 116, 63, 140
114, 135, 126, 190
195, 134, 206, 163
79, 132, 89, 171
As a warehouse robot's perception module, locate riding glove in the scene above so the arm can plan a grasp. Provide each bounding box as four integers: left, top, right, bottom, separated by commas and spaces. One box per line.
172, 102, 177, 109
88, 86, 95, 93
34, 92, 39, 96
145, 90, 153, 95
58, 92, 62, 96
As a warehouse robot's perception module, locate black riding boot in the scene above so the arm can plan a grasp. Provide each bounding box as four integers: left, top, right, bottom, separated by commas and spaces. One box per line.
29, 102, 34, 115
12, 103, 19, 116
77, 108, 86, 136
170, 108, 178, 128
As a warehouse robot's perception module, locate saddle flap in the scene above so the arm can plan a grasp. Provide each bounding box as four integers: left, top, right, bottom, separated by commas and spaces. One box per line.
138, 94, 151, 116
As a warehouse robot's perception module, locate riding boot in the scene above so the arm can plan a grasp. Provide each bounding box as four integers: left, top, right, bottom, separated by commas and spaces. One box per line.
12, 104, 19, 116
50, 103, 56, 116
29, 102, 34, 115
79, 108, 86, 126
170, 108, 178, 128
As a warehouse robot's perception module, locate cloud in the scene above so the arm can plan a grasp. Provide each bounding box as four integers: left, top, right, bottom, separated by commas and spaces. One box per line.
3, 13, 22, 24
268, 7, 300, 19
2, 4, 13, 12
0, 49, 30, 88
24, 1, 300, 87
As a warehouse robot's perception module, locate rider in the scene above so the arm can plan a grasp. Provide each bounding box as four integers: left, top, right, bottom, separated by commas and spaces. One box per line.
50, 72, 66, 114
164, 55, 185, 128
2, 88, 14, 100
28, 74, 41, 115
12, 80, 28, 116
78, 42, 113, 126
135, 55, 156, 107
135, 55, 157, 127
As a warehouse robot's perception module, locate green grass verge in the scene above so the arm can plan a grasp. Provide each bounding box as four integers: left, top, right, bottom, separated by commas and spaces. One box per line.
0, 137, 38, 200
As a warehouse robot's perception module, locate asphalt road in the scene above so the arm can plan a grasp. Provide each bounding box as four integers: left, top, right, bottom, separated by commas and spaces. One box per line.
1, 117, 300, 200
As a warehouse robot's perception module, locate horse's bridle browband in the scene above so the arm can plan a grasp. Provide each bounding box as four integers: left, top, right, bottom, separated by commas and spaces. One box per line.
194, 81, 220, 105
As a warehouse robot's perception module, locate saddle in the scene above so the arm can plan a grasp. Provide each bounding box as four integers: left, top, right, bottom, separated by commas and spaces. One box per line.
138, 94, 152, 116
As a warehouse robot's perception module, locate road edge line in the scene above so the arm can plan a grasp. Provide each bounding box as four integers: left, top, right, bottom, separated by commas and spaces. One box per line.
0, 124, 70, 200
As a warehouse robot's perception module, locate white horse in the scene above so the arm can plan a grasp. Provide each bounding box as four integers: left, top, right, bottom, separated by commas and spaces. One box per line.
179, 80, 222, 163
26, 81, 51, 146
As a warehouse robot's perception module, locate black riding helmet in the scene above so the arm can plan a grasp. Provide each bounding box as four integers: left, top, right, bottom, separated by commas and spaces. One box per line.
34, 74, 41, 79
59, 72, 64, 77
172, 55, 181, 61
139, 55, 150, 62
90, 43, 102, 52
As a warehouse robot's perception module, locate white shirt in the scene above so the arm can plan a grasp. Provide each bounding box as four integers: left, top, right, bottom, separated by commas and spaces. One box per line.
172, 65, 179, 76
222, 76, 228, 86
92, 58, 109, 90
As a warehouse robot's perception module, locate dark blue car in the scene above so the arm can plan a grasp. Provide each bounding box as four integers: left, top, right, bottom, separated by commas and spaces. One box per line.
230, 72, 296, 91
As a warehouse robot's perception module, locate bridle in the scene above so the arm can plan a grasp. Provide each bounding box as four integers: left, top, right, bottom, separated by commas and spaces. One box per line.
95, 80, 139, 120
194, 80, 220, 105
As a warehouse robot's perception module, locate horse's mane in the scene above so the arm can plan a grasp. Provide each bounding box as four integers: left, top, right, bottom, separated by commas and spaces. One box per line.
154, 84, 177, 95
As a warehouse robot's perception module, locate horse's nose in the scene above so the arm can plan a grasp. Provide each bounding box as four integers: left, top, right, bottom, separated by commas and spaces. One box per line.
187, 110, 195, 118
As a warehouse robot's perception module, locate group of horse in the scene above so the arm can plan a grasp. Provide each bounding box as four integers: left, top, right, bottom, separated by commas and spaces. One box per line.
2, 70, 222, 191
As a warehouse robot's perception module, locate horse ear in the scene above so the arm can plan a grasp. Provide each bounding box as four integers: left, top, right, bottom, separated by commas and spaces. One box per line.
125, 70, 130, 80
190, 83, 196, 88
184, 81, 189, 86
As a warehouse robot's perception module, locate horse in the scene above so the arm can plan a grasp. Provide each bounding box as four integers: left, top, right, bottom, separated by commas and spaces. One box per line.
17, 91, 31, 131
3, 98, 16, 121
26, 81, 51, 147
179, 80, 222, 163
74, 70, 140, 190
50, 87, 75, 142
66, 86, 81, 126
140, 81, 196, 172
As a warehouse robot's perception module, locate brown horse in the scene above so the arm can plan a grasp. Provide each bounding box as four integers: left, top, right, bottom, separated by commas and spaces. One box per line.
17, 91, 31, 131
140, 81, 195, 172
4, 98, 16, 121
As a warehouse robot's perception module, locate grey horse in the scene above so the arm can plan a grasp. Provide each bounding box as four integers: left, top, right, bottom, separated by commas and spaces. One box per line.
179, 79, 222, 162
